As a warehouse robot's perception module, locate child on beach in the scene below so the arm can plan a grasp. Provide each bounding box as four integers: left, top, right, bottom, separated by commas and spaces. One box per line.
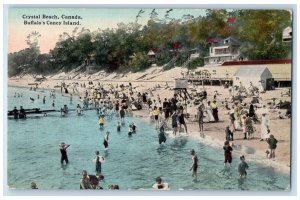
225, 126, 233, 141
223, 141, 233, 167
267, 134, 278, 159
103, 132, 110, 149
238, 155, 249, 178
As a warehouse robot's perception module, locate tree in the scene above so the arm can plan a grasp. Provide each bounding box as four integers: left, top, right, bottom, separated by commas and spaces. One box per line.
237, 10, 291, 59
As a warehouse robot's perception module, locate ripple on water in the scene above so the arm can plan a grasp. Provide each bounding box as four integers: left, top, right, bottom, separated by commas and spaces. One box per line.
7, 87, 291, 191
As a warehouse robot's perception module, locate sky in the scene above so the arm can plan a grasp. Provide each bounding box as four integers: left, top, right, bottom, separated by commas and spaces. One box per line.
7, 7, 207, 54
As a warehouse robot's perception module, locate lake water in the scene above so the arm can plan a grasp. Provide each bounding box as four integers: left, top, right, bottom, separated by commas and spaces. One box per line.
6, 87, 290, 191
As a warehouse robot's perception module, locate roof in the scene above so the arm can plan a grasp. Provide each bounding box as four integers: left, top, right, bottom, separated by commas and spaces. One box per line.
222, 59, 291, 66
213, 45, 229, 50
234, 65, 272, 78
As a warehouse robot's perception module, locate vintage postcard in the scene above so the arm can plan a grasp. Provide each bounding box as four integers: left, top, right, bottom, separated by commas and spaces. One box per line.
5, 5, 292, 192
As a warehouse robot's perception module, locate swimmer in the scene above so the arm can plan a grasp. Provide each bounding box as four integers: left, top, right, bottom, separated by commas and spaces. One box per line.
117, 121, 121, 132
158, 129, 167, 144
238, 155, 249, 178
94, 151, 105, 175
131, 122, 137, 132
103, 132, 110, 149
189, 149, 198, 179
31, 182, 38, 189
128, 125, 133, 136
80, 170, 91, 189
223, 141, 233, 167
152, 177, 169, 190
59, 142, 70, 165
99, 115, 105, 129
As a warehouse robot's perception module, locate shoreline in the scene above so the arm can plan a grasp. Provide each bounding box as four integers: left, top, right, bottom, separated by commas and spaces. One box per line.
7, 69, 291, 175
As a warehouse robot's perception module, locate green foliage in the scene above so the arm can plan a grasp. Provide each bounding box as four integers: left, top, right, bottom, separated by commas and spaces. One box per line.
8, 9, 292, 76
237, 10, 291, 60
188, 58, 204, 69
128, 52, 150, 72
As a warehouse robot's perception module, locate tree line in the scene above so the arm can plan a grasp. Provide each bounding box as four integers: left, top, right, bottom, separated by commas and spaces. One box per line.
8, 9, 292, 77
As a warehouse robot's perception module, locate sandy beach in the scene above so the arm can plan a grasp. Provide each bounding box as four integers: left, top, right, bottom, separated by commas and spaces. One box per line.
8, 66, 292, 174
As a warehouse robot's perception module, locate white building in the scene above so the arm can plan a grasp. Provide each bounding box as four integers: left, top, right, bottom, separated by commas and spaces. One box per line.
204, 37, 245, 66
233, 65, 273, 91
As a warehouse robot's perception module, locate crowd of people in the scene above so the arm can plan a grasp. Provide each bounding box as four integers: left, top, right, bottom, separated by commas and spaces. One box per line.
24, 79, 284, 190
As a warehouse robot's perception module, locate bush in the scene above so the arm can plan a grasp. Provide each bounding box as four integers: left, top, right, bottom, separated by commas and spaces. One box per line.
128, 52, 150, 72
188, 57, 204, 69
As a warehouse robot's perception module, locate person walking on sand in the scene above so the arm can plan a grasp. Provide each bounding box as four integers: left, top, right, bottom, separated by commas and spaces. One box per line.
189, 149, 198, 179
260, 113, 270, 141
225, 126, 233, 141
246, 115, 255, 139
205, 101, 215, 122
211, 100, 219, 122
267, 134, 278, 159
103, 132, 110, 149
197, 105, 204, 137
238, 155, 249, 178
229, 105, 236, 132
59, 142, 70, 165
223, 141, 233, 167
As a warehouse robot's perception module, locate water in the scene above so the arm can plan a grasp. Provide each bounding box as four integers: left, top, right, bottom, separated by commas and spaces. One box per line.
7, 87, 290, 191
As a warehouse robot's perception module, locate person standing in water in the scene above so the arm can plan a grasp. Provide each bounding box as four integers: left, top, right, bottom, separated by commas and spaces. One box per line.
189, 149, 198, 179
120, 107, 125, 123
171, 112, 178, 136
59, 142, 70, 165
94, 151, 104, 175
80, 170, 91, 189
117, 121, 121, 132
238, 155, 249, 178
223, 141, 233, 167
267, 134, 278, 159
103, 132, 110, 149
99, 115, 105, 129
